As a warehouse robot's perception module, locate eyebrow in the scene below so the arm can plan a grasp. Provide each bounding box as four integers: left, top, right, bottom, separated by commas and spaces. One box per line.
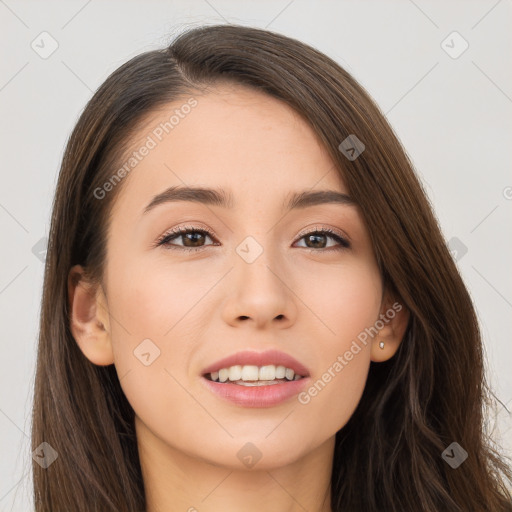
143, 185, 355, 215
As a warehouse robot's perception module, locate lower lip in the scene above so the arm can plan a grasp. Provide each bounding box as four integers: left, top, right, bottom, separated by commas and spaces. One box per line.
201, 376, 310, 408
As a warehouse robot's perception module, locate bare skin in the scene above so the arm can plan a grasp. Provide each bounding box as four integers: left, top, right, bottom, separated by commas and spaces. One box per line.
68, 83, 409, 512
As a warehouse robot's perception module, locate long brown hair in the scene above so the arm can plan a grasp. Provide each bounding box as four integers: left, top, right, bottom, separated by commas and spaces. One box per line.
32, 24, 512, 511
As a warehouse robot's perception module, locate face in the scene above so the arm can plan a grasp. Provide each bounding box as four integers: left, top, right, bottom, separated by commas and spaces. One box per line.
95, 84, 385, 470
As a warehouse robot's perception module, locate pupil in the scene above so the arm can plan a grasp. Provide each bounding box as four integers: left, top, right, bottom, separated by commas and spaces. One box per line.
308, 234, 325, 248
185, 232, 205, 247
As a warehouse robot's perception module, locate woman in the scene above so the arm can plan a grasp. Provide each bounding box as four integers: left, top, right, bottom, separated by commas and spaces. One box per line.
31, 24, 512, 511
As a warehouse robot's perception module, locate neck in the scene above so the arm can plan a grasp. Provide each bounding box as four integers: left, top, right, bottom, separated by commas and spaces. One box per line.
136, 416, 334, 512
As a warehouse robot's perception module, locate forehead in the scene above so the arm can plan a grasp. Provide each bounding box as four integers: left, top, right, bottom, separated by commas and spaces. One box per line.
112, 84, 348, 215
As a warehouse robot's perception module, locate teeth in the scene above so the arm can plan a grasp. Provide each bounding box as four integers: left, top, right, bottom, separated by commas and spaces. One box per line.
218, 368, 229, 382
207, 364, 303, 383
275, 365, 286, 379
259, 365, 275, 380
228, 365, 242, 381
241, 365, 259, 381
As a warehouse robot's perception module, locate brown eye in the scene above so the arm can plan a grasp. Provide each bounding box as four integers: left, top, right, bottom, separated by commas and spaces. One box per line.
157, 227, 217, 252
156, 226, 350, 253
294, 228, 350, 251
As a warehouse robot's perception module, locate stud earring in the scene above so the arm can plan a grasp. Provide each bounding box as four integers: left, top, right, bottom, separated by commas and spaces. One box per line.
379, 341, 385, 349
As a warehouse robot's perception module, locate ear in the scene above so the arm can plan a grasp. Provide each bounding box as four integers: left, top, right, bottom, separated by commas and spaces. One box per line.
68, 264, 114, 366
370, 291, 410, 362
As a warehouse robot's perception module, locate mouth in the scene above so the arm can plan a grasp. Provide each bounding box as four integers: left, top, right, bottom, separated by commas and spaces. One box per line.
201, 349, 310, 383
199, 349, 310, 407
204, 363, 305, 386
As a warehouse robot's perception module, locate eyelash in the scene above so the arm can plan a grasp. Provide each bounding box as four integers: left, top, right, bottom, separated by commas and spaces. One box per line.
155, 225, 350, 253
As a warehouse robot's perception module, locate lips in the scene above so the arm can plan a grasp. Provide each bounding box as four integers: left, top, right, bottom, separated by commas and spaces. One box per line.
201, 349, 310, 378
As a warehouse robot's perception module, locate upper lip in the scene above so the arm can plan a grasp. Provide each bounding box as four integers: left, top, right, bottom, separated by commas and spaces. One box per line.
201, 349, 310, 377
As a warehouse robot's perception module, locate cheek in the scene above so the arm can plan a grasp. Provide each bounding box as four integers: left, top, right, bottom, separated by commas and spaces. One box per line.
109, 250, 223, 335
102, 252, 179, 392
105, 259, 200, 442
294, 258, 380, 430
104, 251, 217, 421
298, 345, 371, 434
297, 254, 381, 343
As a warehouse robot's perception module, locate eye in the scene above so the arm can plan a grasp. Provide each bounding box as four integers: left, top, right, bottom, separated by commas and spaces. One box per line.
293, 227, 350, 252
155, 225, 350, 253
156, 225, 219, 252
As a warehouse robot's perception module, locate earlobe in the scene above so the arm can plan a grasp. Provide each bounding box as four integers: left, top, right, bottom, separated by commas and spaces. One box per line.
68, 264, 114, 366
370, 296, 410, 363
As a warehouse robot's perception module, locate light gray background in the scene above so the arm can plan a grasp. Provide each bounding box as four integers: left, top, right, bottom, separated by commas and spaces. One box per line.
1, 1, 511, 510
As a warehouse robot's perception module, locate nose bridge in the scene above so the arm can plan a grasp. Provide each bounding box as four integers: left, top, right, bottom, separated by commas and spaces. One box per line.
235, 234, 285, 295
222, 233, 297, 328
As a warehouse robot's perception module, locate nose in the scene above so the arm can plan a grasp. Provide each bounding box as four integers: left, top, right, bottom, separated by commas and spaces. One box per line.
221, 247, 298, 330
